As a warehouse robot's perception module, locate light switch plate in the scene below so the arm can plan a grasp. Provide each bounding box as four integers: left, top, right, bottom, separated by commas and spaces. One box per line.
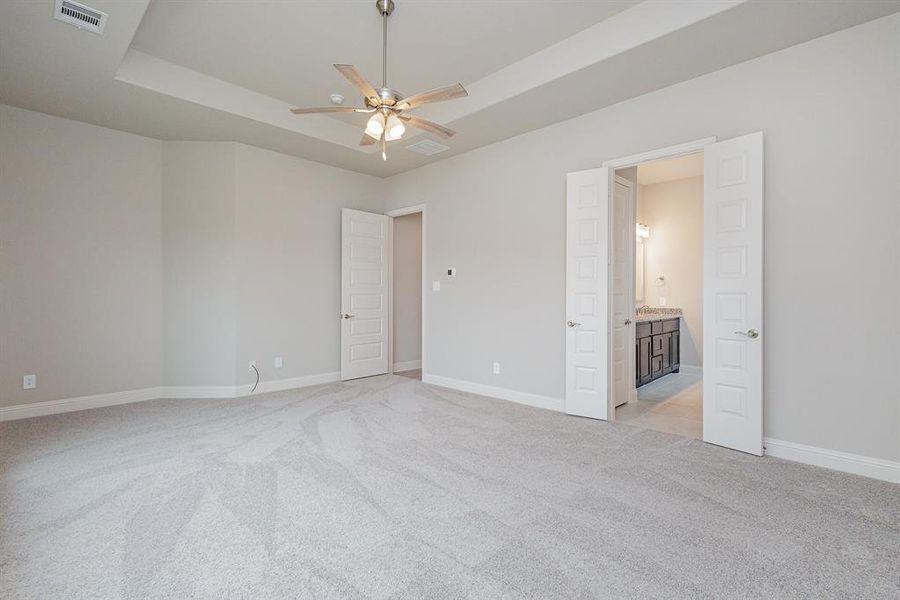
492, 362, 500, 375
432, 281, 441, 291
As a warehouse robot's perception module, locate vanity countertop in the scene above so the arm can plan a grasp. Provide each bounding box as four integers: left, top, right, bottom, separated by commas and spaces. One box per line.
635, 308, 683, 323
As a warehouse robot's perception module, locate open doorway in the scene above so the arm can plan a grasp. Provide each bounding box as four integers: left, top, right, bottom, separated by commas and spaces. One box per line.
565, 133, 764, 455
389, 205, 424, 380
615, 154, 704, 438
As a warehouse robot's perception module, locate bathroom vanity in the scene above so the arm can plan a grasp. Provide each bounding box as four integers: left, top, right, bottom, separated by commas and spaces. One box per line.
635, 312, 681, 387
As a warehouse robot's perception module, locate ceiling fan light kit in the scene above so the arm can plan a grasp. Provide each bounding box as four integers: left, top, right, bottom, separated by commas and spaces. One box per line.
290, 0, 467, 160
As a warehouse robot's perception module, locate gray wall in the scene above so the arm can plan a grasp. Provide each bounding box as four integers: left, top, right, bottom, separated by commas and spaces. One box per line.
233, 143, 383, 387
0, 105, 163, 406
162, 142, 237, 388
383, 16, 900, 462
392, 212, 422, 366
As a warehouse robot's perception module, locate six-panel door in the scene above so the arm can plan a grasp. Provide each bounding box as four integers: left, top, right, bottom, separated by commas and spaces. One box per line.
341, 208, 390, 381
703, 132, 764, 455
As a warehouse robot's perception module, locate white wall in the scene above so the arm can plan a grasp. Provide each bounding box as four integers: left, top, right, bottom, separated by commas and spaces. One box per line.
0, 105, 163, 406
640, 176, 704, 367
162, 142, 237, 388
233, 143, 383, 387
383, 15, 900, 462
392, 212, 422, 367
1, 111, 384, 406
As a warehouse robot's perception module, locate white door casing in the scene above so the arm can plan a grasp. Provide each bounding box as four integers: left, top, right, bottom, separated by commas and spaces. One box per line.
612, 176, 636, 408
702, 132, 764, 455
565, 168, 611, 420
341, 208, 391, 381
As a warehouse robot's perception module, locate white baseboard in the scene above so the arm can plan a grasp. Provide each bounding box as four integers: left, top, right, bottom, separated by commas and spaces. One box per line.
678, 364, 702, 376
392, 360, 421, 372
237, 372, 341, 397
764, 437, 899, 484
0, 372, 342, 422
161, 385, 237, 399
0, 386, 165, 421
423, 374, 564, 413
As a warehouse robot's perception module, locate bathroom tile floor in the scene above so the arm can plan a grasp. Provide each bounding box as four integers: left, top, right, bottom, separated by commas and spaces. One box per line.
615, 371, 702, 439
395, 369, 422, 380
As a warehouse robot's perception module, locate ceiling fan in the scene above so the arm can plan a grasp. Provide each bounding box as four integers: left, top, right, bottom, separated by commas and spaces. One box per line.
289, 0, 468, 161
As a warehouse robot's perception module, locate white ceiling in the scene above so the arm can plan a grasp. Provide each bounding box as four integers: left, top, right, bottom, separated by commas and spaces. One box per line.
130, 0, 637, 112
2, 0, 899, 177
638, 153, 704, 186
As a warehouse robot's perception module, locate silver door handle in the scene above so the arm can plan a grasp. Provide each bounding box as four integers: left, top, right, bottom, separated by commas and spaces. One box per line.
567, 320, 581, 328
343, 313, 355, 319
624, 319, 632, 325
734, 328, 759, 339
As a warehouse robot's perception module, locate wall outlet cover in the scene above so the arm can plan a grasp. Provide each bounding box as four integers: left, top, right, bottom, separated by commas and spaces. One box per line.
274, 356, 283, 369
23, 374, 36, 389
432, 281, 441, 291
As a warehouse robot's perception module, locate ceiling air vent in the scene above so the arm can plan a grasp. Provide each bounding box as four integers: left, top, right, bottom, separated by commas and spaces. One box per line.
54, 0, 107, 35
405, 139, 450, 156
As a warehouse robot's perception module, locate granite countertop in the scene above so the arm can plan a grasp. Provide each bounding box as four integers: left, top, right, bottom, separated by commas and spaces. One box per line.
635, 307, 683, 323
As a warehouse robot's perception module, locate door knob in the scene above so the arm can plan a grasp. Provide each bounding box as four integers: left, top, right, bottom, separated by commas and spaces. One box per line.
343, 313, 355, 319
624, 319, 632, 325
734, 328, 759, 339
567, 320, 581, 328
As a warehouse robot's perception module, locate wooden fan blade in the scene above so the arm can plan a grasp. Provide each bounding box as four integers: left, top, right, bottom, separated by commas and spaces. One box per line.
290, 106, 367, 114
399, 115, 456, 138
396, 83, 467, 110
334, 64, 380, 103
360, 133, 376, 146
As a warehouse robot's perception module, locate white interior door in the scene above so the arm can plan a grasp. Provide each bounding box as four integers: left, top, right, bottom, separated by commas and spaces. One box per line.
341, 208, 390, 381
612, 176, 636, 408
702, 132, 764, 455
565, 168, 611, 420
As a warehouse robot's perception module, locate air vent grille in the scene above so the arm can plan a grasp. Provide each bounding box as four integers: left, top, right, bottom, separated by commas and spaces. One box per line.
405, 139, 450, 156
54, 0, 107, 35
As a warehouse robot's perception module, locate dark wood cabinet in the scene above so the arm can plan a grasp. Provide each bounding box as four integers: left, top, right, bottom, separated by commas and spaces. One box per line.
636, 317, 680, 388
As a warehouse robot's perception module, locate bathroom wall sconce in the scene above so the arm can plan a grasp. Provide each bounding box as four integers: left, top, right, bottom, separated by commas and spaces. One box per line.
636, 223, 650, 239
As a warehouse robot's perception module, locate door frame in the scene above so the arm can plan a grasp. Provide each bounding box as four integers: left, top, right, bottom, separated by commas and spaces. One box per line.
600, 137, 716, 421
612, 174, 637, 407
386, 204, 427, 376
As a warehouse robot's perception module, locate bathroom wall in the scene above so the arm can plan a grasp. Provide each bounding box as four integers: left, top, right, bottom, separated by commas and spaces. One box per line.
640, 176, 704, 367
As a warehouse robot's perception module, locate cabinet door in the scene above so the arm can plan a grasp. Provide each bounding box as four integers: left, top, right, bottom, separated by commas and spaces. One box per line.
660, 332, 672, 374
638, 337, 652, 385
651, 355, 663, 378
671, 330, 680, 371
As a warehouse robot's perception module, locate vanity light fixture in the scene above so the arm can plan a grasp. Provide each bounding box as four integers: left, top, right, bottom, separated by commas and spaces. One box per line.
636, 223, 650, 239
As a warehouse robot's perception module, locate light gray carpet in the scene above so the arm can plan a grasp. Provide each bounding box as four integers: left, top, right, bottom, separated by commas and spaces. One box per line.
1, 375, 898, 599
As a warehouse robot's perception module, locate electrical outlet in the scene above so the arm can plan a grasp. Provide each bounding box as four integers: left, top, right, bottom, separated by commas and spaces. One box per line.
432, 281, 441, 292
248, 360, 256, 372
23, 374, 36, 389
274, 356, 283, 369
492, 362, 500, 375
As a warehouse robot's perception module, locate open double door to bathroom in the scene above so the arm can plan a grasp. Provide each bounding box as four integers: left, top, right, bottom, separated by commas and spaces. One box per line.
564, 133, 764, 455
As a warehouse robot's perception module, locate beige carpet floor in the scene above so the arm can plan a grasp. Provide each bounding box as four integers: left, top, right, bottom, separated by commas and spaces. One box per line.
1, 374, 898, 599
